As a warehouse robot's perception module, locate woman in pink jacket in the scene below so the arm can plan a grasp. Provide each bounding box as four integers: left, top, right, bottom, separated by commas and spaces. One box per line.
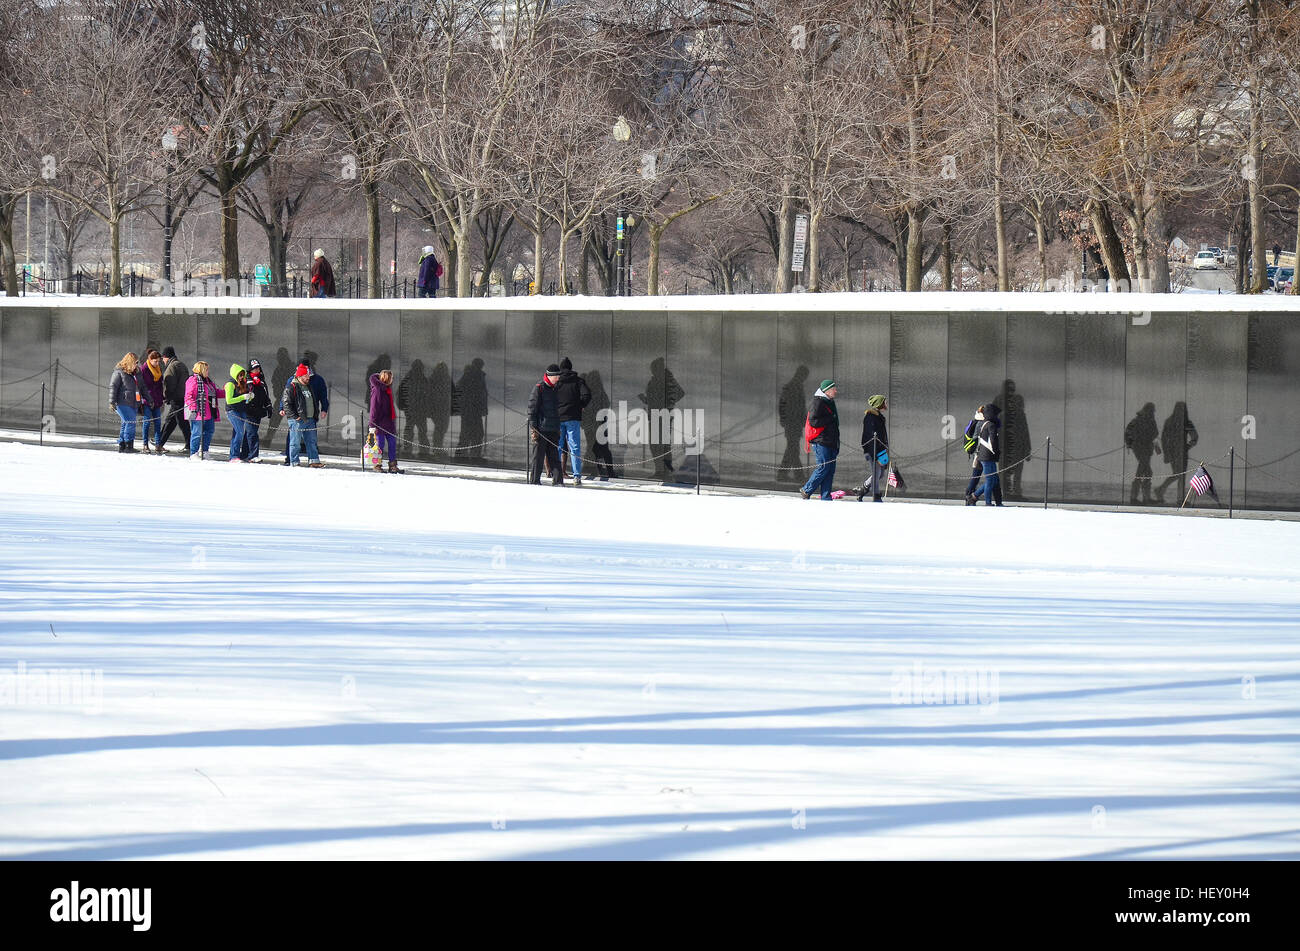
184, 361, 224, 459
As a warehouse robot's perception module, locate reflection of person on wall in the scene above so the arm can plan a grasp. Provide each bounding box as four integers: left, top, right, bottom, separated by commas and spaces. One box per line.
1154, 402, 1197, 504
640, 357, 684, 479
429, 361, 452, 452
582, 369, 615, 480
455, 357, 489, 459
778, 365, 810, 482
398, 359, 431, 456
266, 347, 293, 440
999, 379, 1030, 498
1124, 402, 1159, 505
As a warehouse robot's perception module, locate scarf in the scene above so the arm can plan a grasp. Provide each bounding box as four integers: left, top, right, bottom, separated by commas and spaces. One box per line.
147, 362, 162, 381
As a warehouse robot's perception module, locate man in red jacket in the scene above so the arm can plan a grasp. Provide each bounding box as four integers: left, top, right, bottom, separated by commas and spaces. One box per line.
310, 249, 336, 298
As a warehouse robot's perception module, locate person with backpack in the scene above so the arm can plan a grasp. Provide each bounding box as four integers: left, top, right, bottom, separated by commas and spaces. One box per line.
368, 368, 401, 473
281, 363, 323, 467
108, 352, 142, 453
969, 403, 1003, 506
184, 361, 224, 460
223, 364, 255, 462
962, 406, 985, 505
799, 379, 839, 500
417, 246, 442, 298
157, 346, 191, 453
554, 356, 592, 486
527, 363, 564, 485
135, 349, 166, 453
241, 358, 273, 461
857, 394, 890, 502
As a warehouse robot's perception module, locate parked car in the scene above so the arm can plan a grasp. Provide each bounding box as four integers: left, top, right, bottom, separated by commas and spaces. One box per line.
1193, 250, 1218, 270
1208, 246, 1223, 262
1273, 266, 1294, 292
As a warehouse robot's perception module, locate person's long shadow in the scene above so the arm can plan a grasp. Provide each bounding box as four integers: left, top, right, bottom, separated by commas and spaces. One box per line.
778, 365, 809, 482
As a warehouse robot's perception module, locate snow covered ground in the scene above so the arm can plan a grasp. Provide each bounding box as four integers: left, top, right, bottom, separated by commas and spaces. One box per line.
1, 441, 1298, 860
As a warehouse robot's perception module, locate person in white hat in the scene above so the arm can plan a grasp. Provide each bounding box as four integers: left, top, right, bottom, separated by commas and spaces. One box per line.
417, 244, 441, 298
310, 248, 336, 298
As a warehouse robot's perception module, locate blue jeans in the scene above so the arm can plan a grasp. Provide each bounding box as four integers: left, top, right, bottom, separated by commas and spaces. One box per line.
189, 419, 215, 455
115, 404, 138, 443
242, 418, 261, 459
228, 411, 248, 460
560, 420, 582, 477
289, 418, 319, 465
139, 404, 162, 445
973, 461, 1000, 504
801, 443, 837, 499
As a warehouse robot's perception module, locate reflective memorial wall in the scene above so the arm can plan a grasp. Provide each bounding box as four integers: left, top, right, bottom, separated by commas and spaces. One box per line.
1, 302, 1295, 511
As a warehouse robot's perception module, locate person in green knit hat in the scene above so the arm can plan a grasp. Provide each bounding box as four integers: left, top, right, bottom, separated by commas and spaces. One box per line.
800, 379, 839, 499
859, 394, 890, 501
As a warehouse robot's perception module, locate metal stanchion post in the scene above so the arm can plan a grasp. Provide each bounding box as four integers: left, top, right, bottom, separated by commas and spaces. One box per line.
1043, 436, 1051, 509
1229, 445, 1235, 519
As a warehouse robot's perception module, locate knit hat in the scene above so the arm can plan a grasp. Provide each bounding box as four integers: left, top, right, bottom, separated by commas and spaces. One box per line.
422, 245, 435, 254
545, 363, 561, 375
248, 358, 262, 371
868, 394, 886, 409
162, 346, 177, 360
820, 379, 836, 392
313, 249, 324, 259
559, 357, 573, 371
295, 363, 311, 379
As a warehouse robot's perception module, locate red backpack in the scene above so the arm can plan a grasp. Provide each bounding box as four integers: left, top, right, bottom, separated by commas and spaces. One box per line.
803, 413, 824, 451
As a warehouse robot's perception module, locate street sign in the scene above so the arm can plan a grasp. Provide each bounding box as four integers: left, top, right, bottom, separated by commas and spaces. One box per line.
254, 265, 270, 286
792, 214, 808, 272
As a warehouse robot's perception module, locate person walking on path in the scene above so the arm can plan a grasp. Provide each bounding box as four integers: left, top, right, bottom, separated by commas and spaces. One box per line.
969, 403, 1003, 506
224, 364, 254, 462
962, 406, 986, 505
799, 379, 840, 500
417, 246, 441, 298
157, 346, 191, 453
184, 361, 223, 460
310, 249, 336, 298
858, 394, 890, 502
554, 356, 591, 486
368, 368, 401, 472
527, 363, 564, 485
109, 352, 142, 453
241, 359, 273, 461
282, 363, 323, 467
281, 355, 329, 464
136, 349, 166, 453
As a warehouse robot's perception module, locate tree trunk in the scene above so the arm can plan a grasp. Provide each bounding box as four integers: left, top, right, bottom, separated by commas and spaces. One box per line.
267, 223, 287, 296
556, 226, 570, 295
0, 195, 18, 296
1144, 192, 1171, 293
905, 206, 925, 291
647, 223, 663, 296
364, 182, 381, 298
1292, 197, 1300, 295
579, 227, 590, 296
774, 186, 793, 293
941, 222, 953, 291
534, 208, 545, 293
108, 212, 122, 296
1087, 198, 1131, 288
1247, 92, 1266, 294
1032, 203, 1047, 290
219, 175, 240, 281
807, 209, 821, 292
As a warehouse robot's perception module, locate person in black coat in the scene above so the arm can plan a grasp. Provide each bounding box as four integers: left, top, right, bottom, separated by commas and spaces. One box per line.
156, 346, 191, 452
969, 403, 1003, 506
241, 358, 273, 461
799, 380, 839, 499
962, 406, 986, 505
527, 364, 564, 485
858, 394, 889, 502
554, 356, 592, 485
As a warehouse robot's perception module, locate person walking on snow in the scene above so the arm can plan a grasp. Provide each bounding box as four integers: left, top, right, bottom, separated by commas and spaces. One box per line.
136, 349, 166, 453
157, 346, 191, 453
527, 363, 564, 485
109, 352, 142, 453
369, 368, 401, 472
554, 356, 591, 486
969, 403, 1003, 506
224, 364, 254, 462
417, 246, 441, 298
184, 361, 224, 459
281, 363, 323, 467
310, 249, 336, 298
962, 406, 986, 505
858, 394, 890, 502
799, 379, 839, 500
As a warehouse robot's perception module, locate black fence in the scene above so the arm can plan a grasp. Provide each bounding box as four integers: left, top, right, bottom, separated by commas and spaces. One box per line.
1, 300, 1297, 510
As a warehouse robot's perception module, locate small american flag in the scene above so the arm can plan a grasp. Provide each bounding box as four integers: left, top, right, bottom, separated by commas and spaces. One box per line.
888, 467, 899, 488
1189, 465, 1215, 498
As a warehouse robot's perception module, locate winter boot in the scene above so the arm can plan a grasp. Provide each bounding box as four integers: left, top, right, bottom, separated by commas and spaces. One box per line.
123, 441, 137, 453
118, 441, 126, 453
388, 461, 403, 474
965, 493, 977, 506
573, 475, 582, 487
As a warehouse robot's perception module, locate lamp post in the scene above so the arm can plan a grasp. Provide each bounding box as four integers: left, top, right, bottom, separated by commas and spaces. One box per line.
161, 129, 177, 285
1079, 217, 1090, 291
391, 203, 400, 296
612, 117, 631, 297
